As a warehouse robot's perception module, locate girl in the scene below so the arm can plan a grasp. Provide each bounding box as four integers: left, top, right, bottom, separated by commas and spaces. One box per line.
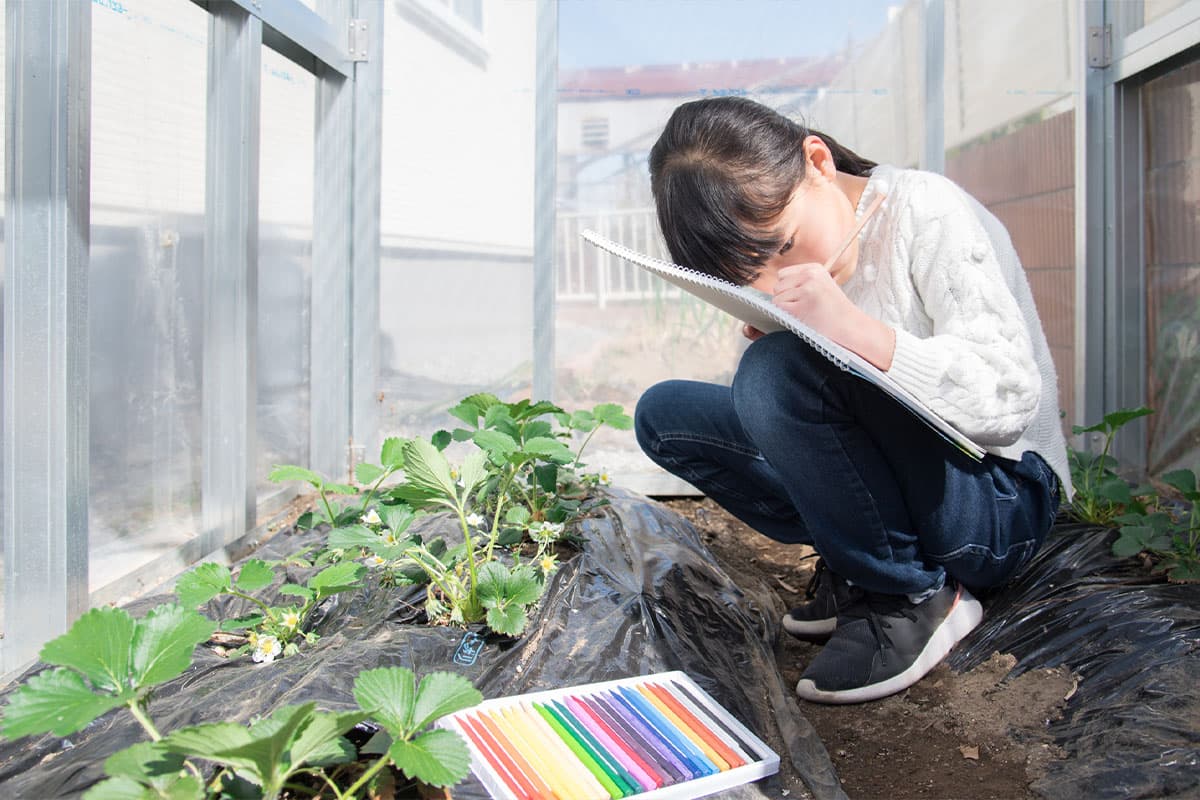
636, 97, 1070, 704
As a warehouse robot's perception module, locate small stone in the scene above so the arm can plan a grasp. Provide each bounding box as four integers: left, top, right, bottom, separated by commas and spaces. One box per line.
959, 745, 980, 761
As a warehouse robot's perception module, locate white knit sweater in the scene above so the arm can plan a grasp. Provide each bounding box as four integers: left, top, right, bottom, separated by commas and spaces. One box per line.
846, 165, 1073, 498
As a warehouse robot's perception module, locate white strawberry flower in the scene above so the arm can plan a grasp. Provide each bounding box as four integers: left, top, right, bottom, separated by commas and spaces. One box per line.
361, 509, 382, 526
465, 512, 485, 528
252, 635, 282, 664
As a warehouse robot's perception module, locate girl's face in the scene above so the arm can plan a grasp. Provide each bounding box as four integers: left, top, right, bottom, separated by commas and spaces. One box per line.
749, 137, 862, 292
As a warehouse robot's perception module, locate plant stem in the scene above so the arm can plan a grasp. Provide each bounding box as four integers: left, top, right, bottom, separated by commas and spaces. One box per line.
573, 425, 602, 470
126, 700, 163, 741
342, 754, 392, 799
319, 486, 338, 527
486, 467, 521, 562
457, 506, 481, 609
228, 588, 276, 619
358, 466, 396, 514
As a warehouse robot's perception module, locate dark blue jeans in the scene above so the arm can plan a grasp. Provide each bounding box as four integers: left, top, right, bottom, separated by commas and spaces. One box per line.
635, 332, 1060, 597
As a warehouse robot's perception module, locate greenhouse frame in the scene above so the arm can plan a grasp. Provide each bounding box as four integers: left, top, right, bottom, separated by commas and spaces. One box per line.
2, 0, 1198, 690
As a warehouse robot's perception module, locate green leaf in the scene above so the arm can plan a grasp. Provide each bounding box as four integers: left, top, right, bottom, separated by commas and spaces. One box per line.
505, 565, 545, 606
277, 584, 315, 602
410, 672, 483, 732
1102, 406, 1153, 432
523, 420, 553, 441
1, 668, 125, 738
458, 451, 490, 495
355, 462, 386, 486
1165, 559, 1200, 583
513, 400, 563, 421
295, 512, 317, 531
40, 607, 135, 695
483, 404, 515, 431
431, 430, 452, 451
324, 482, 358, 496
94, 741, 205, 800
131, 605, 217, 690
1095, 476, 1133, 505
505, 506, 531, 526
569, 410, 598, 432
403, 439, 458, 499
533, 463, 558, 494
84, 773, 205, 800
1162, 469, 1198, 499
450, 428, 475, 442
474, 561, 509, 603
473, 430, 519, 460
390, 482, 450, 509
593, 402, 633, 430
175, 563, 232, 608
219, 614, 263, 632
289, 709, 367, 768
389, 728, 472, 788
447, 402, 482, 427
379, 503, 417, 535
164, 704, 329, 796
523, 437, 574, 464
268, 465, 322, 486
354, 667, 417, 737
380, 436, 406, 468
308, 562, 366, 601
328, 525, 382, 550
485, 604, 529, 637
1113, 530, 1150, 558
234, 559, 275, 592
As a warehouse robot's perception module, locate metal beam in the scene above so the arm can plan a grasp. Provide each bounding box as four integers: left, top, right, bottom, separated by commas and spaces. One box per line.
1111, 0, 1200, 82
350, 2, 383, 466
921, 0, 945, 174
202, 5, 261, 556
3, 0, 91, 673
311, 0, 354, 480
190, 0, 351, 77
533, 0, 558, 402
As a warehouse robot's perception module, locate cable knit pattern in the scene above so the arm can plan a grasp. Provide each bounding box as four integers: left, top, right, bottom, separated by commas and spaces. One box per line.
845, 166, 1073, 497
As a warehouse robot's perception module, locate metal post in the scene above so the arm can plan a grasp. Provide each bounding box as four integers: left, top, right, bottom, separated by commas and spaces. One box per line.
921, 0, 945, 174
532, 0, 558, 402
350, 3, 382, 466
1078, 0, 1110, 442
3, 0, 91, 673
312, 2, 354, 479
202, 5, 261, 556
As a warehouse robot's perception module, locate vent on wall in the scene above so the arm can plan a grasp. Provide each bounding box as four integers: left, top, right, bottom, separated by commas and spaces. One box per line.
582, 117, 609, 149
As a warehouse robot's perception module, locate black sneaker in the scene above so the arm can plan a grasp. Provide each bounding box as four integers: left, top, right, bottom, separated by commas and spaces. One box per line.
795, 582, 982, 704
781, 559, 863, 641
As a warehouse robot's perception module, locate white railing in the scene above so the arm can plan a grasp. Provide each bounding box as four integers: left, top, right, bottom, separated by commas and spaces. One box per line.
557, 208, 684, 308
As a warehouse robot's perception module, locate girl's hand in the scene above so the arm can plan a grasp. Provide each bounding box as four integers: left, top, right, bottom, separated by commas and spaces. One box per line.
742, 324, 765, 342
771, 262, 896, 370
771, 262, 858, 340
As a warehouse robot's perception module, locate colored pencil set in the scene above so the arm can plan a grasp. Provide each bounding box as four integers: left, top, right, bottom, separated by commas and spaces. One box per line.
437, 670, 779, 800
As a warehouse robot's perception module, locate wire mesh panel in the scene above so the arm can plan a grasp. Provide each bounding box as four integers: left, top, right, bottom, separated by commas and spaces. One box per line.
87, 0, 208, 594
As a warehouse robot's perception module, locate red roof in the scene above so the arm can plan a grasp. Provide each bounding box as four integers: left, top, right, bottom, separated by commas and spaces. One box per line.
559, 56, 844, 100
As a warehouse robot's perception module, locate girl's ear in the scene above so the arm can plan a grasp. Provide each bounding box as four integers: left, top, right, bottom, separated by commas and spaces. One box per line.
802, 135, 838, 182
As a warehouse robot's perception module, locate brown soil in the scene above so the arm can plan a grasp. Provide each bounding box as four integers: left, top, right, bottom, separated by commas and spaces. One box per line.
660, 497, 1078, 800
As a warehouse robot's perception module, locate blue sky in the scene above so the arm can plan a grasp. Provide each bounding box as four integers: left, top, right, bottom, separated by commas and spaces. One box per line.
559, 0, 897, 70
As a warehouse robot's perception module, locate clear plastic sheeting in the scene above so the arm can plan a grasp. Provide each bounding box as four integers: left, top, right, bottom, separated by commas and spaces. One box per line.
0, 489, 844, 800
949, 520, 1200, 799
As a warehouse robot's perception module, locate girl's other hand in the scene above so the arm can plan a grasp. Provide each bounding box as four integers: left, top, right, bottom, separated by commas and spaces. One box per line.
742, 324, 765, 342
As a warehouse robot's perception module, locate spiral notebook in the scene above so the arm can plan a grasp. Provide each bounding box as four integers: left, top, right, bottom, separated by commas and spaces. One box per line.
580, 229, 985, 461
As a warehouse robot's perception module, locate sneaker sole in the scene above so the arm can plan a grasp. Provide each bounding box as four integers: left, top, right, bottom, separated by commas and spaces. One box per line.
794, 586, 983, 704
781, 615, 837, 639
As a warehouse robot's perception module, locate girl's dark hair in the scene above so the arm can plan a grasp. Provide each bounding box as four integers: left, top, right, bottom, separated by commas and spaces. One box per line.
648, 96, 876, 285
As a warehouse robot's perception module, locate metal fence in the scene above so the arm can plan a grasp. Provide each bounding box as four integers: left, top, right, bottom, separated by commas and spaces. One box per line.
556, 208, 678, 307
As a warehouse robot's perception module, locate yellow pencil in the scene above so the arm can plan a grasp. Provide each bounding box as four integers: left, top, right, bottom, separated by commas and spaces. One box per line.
501, 706, 591, 800
491, 708, 574, 800
518, 702, 609, 800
